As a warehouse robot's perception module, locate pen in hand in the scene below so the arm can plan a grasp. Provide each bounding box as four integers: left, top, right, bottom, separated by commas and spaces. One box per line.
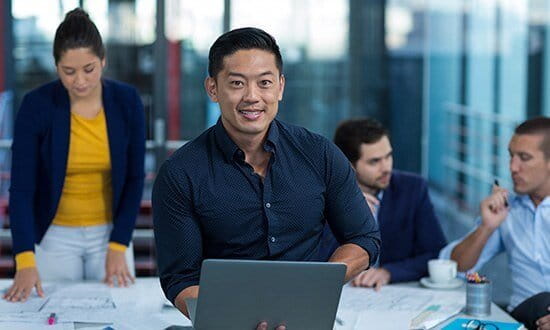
493, 179, 509, 207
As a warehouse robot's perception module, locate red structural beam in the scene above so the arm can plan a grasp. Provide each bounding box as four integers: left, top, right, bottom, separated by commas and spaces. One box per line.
167, 40, 181, 140
0, 0, 5, 92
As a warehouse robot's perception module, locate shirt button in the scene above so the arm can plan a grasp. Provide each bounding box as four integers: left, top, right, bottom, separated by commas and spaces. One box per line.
265, 202, 271, 208
270, 236, 276, 243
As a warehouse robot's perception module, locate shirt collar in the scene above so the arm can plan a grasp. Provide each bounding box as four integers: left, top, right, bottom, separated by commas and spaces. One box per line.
213, 118, 280, 162
513, 194, 550, 212
264, 120, 279, 153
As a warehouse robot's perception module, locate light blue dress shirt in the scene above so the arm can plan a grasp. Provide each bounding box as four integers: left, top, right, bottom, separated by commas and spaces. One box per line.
439, 195, 550, 311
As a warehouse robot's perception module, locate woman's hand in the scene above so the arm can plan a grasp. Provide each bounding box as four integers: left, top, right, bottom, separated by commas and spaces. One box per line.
3, 267, 44, 302
104, 249, 135, 287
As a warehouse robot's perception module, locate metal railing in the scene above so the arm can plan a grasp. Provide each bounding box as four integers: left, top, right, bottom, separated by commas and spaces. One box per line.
440, 102, 521, 210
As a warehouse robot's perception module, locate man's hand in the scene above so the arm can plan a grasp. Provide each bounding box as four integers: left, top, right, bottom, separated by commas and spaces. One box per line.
480, 185, 509, 230
3, 267, 44, 302
536, 307, 550, 330
104, 249, 134, 287
351, 267, 391, 291
362, 192, 380, 215
256, 321, 286, 330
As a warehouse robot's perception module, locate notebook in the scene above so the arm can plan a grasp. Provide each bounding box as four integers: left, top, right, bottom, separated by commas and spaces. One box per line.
441, 318, 525, 330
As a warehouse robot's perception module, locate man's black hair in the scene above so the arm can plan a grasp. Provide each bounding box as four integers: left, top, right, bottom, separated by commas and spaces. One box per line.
334, 118, 389, 164
208, 27, 283, 78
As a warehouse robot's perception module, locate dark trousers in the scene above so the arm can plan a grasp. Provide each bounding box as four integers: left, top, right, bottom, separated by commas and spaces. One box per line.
511, 292, 550, 330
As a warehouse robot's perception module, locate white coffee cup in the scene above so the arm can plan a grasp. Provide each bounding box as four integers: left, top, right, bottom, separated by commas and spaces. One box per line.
428, 259, 457, 284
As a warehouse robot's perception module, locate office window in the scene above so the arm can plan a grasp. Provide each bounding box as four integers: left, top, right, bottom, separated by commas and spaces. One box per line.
425, 0, 536, 210
230, 0, 350, 137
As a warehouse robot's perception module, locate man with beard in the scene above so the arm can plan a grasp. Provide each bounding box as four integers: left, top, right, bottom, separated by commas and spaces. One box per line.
321, 118, 447, 290
440, 117, 550, 330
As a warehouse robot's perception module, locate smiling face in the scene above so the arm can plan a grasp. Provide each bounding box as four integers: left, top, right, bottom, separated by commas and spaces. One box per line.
56, 47, 105, 101
204, 49, 285, 142
508, 133, 550, 199
353, 136, 394, 195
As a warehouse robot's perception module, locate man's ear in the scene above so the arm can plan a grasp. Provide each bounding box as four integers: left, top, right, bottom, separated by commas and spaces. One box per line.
204, 77, 218, 103
278, 74, 285, 101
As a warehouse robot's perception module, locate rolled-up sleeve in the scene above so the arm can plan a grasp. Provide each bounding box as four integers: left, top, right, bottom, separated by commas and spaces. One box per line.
324, 142, 381, 266
152, 161, 202, 304
439, 216, 504, 276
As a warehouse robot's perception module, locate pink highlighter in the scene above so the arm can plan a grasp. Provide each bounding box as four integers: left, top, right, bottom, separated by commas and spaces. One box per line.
47, 313, 57, 325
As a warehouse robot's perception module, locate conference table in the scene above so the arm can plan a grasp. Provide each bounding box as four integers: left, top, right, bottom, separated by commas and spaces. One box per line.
0, 277, 518, 329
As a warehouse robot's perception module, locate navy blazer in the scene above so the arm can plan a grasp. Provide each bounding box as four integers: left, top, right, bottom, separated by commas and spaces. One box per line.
9, 79, 145, 254
321, 170, 447, 282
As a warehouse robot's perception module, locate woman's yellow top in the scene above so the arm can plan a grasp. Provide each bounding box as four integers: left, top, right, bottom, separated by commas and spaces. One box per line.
53, 109, 113, 226
15, 109, 126, 270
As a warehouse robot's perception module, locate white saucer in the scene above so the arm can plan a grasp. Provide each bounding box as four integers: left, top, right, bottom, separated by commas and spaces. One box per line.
420, 277, 464, 289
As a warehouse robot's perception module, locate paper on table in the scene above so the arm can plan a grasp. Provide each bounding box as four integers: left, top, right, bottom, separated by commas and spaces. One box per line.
336, 285, 465, 329
336, 286, 432, 329
357, 310, 419, 330
110, 278, 165, 312
0, 321, 74, 330
0, 309, 116, 324
0, 284, 58, 313
44, 283, 114, 307
38, 283, 116, 323
0, 296, 49, 313
154, 310, 193, 327
409, 291, 465, 329
0, 312, 55, 323
338, 285, 435, 312
110, 311, 193, 330
334, 309, 359, 330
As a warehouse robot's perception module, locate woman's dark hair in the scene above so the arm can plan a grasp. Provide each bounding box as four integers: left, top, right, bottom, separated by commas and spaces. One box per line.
53, 8, 105, 64
208, 27, 283, 78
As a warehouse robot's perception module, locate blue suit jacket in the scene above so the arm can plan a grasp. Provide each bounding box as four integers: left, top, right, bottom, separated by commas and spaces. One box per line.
321, 170, 447, 282
9, 79, 145, 254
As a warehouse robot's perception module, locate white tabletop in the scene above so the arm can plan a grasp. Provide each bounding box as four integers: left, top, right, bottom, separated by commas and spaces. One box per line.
0, 278, 517, 329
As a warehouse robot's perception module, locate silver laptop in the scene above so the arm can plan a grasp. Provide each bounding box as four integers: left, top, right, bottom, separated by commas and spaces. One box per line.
186, 259, 346, 330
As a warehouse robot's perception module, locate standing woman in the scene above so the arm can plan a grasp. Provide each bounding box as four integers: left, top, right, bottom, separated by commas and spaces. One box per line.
4, 8, 145, 301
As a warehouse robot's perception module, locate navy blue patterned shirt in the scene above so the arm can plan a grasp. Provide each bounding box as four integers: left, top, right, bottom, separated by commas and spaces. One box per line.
153, 119, 380, 303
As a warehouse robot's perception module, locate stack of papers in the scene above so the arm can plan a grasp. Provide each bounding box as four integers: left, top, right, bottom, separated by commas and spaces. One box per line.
336, 285, 465, 330
0, 282, 116, 329
0, 279, 191, 329
410, 302, 464, 329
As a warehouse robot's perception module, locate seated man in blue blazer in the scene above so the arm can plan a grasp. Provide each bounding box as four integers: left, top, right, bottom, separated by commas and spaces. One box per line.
322, 118, 447, 289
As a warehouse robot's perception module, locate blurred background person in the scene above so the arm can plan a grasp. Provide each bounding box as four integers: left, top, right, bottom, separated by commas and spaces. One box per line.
322, 118, 446, 290
440, 117, 550, 329
4, 8, 145, 302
